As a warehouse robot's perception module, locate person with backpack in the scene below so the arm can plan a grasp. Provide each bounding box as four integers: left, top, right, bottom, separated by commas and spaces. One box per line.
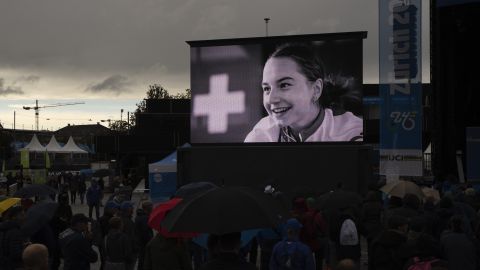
0, 206, 29, 270
336, 208, 361, 263
270, 218, 315, 270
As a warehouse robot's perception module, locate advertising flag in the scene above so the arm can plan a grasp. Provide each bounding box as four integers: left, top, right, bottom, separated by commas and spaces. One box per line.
379, 0, 423, 176
21, 149, 30, 169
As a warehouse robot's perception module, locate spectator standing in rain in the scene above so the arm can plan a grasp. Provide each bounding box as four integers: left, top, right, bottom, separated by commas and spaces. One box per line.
86, 180, 103, 220
135, 201, 154, 270
369, 215, 408, 270
200, 232, 256, 270
69, 173, 79, 204
0, 206, 28, 270
22, 243, 49, 270
58, 213, 98, 270
440, 215, 477, 270
104, 217, 134, 270
119, 201, 137, 270
78, 177, 87, 205
270, 218, 315, 270
97, 200, 117, 270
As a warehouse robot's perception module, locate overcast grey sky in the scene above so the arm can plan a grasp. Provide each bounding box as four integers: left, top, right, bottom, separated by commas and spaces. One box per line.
0, 0, 430, 130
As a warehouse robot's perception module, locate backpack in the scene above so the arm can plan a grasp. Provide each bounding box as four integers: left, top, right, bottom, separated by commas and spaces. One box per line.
339, 218, 358, 246
407, 257, 439, 270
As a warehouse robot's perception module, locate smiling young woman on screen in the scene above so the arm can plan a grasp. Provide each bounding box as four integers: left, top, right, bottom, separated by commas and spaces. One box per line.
244, 43, 363, 143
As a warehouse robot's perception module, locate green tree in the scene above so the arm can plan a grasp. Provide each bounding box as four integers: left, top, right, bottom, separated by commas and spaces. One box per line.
108, 120, 129, 132
130, 85, 190, 127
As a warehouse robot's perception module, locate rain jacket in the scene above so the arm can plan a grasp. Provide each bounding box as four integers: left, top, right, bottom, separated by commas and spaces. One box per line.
59, 227, 98, 270
270, 239, 315, 270
0, 220, 27, 270
105, 229, 134, 264
369, 229, 407, 270
143, 234, 192, 270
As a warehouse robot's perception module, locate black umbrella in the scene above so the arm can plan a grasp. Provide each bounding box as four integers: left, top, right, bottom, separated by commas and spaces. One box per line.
161, 186, 289, 235
21, 201, 59, 236
92, 169, 110, 178
14, 184, 58, 198
175, 182, 217, 199
316, 190, 363, 211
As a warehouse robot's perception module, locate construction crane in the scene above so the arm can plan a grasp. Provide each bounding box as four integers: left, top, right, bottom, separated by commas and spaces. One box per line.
23, 99, 85, 131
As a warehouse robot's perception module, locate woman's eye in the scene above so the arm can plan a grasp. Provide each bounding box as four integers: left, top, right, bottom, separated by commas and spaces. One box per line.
279, 82, 291, 89
262, 86, 271, 92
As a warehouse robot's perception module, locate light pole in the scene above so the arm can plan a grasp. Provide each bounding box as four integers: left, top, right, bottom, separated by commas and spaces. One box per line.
264, 18, 270, 37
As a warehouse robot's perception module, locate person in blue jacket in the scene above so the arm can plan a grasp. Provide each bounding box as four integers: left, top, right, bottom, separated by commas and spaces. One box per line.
270, 218, 315, 270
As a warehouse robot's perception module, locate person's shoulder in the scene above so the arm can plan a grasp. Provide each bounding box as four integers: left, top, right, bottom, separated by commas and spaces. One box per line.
244, 116, 278, 142
323, 109, 363, 141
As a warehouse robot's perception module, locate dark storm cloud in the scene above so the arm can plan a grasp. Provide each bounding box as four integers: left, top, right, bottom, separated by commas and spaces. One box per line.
0, 78, 25, 96
87, 75, 131, 94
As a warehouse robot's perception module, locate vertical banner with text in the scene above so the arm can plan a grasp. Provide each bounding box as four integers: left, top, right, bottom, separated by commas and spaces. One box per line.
379, 0, 423, 177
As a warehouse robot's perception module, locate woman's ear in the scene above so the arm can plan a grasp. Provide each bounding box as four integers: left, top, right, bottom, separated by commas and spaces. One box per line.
312, 79, 323, 102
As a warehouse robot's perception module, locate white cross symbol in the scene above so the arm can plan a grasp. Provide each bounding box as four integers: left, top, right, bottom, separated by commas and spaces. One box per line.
193, 74, 245, 134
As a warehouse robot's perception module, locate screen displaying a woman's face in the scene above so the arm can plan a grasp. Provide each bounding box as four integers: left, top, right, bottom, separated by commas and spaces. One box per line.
262, 57, 319, 131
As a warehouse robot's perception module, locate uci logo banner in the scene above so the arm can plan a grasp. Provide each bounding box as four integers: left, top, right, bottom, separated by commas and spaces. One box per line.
379, 0, 423, 177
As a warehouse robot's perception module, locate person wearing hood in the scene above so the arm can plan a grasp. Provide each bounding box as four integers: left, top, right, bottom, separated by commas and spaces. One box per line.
104, 217, 134, 270
270, 218, 315, 270
0, 206, 28, 270
59, 213, 98, 270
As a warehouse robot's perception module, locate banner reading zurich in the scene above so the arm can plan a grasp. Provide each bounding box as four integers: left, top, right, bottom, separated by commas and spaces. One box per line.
379, 0, 423, 176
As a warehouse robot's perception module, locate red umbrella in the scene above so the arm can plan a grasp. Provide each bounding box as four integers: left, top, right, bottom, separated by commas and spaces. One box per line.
148, 198, 198, 238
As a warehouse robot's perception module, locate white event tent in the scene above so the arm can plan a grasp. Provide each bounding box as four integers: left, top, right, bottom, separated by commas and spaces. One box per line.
20, 134, 88, 154
20, 134, 46, 152
60, 136, 88, 154
45, 135, 63, 152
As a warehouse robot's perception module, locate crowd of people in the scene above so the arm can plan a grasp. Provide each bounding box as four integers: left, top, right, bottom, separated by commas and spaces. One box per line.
1, 177, 480, 270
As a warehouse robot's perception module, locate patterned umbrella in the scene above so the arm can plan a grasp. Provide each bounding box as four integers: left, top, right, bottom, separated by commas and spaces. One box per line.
380, 180, 424, 199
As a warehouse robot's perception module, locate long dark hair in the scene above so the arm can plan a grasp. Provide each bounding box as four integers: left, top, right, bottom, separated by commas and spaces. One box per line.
269, 43, 362, 115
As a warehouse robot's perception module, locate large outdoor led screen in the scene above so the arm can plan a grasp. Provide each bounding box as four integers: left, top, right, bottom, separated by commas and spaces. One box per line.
190, 32, 366, 143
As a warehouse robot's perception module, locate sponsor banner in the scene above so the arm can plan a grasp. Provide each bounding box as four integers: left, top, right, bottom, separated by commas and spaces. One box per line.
379, 0, 423, 176
21, 149, 29, 169
380, 149, 423, 176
